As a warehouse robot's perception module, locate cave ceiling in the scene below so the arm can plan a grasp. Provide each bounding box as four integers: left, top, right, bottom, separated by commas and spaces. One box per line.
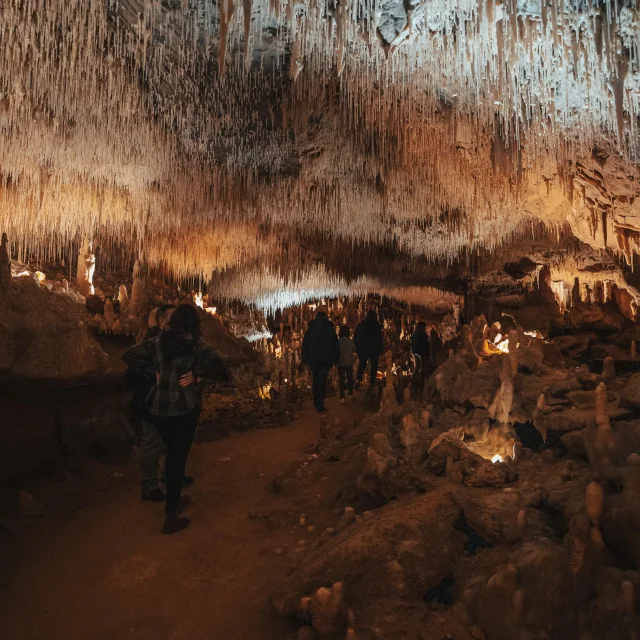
1, 0, 640, 305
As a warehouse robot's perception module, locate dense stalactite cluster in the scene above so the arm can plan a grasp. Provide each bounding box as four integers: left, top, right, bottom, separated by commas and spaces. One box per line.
1, 1, 640, 300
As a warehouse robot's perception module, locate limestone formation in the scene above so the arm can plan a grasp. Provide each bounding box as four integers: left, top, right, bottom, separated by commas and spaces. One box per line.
307, 582, 348, 637
488, 355, 513, 425
5, 1, 640, 636
118, 285, 129, 312
585, 482, 605, 549
76, 238, 95, 298
127, 259, 146, 318
584, 383, 617, 479
103, 298, 116, 331
602, 356, 616, 383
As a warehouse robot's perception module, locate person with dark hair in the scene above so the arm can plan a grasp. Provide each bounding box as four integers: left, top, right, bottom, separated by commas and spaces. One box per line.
125, 303, 177, 504
123, 304, 229, 534
411, 321, 430, 379
301, 307, 340, 413
354, 309, 384, 389
144, 304, 176, 340
337, 324, 356, 403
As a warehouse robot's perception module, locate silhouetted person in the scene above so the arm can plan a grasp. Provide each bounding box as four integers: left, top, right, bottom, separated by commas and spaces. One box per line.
429, 327, 443, 369
126, 304, 192, 503
354, 310, 384, 388
411, 321, 430, 379
337, 325, 356, 403
302, 307, 339, 412
123, 304, 229, 534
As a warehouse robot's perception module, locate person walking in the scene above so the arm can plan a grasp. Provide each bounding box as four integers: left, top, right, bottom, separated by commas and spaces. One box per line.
337, 325, 356, 403
410, 321, 430, 379
301, 307, 339, 413
354, 309, 384, 389
123, 304, 229, 534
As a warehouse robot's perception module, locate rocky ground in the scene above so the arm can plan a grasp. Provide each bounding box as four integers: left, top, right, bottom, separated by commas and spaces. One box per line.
266, 309, 640, 640
4, 260, 640, 639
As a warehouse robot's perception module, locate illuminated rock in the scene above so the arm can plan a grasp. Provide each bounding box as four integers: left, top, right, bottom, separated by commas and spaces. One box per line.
76, 238, 95, 298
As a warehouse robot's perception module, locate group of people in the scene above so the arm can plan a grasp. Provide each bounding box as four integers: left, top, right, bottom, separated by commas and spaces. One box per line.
124, 302, 433, 534
301, 307, 432, 412
123, 304, 229, 534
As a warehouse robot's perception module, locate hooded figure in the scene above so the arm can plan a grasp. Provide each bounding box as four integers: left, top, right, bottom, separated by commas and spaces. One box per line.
123, 304, 229, 534
354, 310, 384, 387
302, 308, 339, 412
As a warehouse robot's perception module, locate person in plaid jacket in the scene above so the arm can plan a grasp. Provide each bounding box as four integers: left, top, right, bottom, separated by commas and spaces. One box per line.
123, 304, 229, 534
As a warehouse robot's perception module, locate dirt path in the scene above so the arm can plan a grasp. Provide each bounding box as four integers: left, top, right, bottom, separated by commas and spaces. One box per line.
0, 395, 368, 640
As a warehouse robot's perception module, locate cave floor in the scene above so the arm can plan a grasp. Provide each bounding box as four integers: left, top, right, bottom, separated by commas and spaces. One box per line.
0, 394, 369, 640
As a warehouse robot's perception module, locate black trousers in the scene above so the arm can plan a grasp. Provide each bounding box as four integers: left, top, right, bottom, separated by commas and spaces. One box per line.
338, 365, 354, 398
310, 363, 331, 410
356, 352, 379, 384
155, 409, 200, 514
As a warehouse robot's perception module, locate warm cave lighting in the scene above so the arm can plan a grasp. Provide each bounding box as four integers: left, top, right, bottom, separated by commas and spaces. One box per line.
491, 454, 503, 464
496, 340, 510, 354
205, 306, 217, 315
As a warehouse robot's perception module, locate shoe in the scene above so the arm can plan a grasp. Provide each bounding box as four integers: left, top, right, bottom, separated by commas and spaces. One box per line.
349, 394, 355, 401
340, 398, 345, 404
161, 513, 190, 534
160, 475, 195, 488
354, 382, 361, 391
178, 494, 191, 513
142, 488, 166, 502
317, 406, 327, 413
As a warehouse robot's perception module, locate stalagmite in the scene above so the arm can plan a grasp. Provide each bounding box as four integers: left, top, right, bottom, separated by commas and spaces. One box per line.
103, 298, 116, 331
128, 260, 146, 318
585, 482, 605, 548
488, 354, 514, 424
118, 285, 130, 312
602, 357, 616, 383
76, 238, 95, 298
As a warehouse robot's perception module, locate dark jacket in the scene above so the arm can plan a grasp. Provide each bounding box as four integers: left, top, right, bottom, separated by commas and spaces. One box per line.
411, 328, 430, 357
125, 325, 162, 419
123, 330, 229, 417
302, 313, 340, 367
354, 314, 384, 357
144, 324, 162, 341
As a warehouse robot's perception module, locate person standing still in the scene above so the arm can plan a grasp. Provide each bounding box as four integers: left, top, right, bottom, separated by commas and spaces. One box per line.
123, 304, 229, 534
337, 325, 356, 403
301, 307, 340, 413
354, 310, 384, 389
125, 304, 184, 503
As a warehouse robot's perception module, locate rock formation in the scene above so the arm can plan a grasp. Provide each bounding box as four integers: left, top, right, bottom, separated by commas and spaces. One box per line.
76, 238, 95, 298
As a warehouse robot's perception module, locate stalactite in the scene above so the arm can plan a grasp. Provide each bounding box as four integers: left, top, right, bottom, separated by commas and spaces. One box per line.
0, 0, 637, 290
